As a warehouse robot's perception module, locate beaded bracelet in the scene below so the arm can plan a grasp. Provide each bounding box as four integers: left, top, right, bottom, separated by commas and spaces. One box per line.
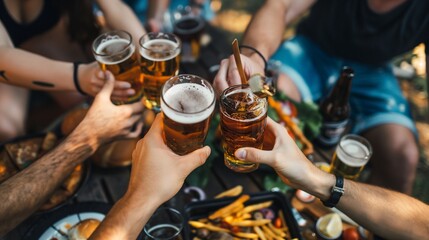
239, 45, 268, 73
73, 62, 87, 95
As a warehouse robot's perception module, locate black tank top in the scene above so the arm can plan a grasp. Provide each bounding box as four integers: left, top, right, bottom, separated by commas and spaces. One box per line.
297, 0, 429, 65
0, 0, 61, 46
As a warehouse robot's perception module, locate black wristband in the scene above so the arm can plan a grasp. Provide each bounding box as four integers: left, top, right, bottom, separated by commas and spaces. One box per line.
239, 45, 268, 73
73, 62, 87, 95
322, 175, 344, 208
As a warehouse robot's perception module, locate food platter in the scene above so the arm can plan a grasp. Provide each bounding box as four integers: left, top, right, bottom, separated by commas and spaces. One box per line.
184, 191, 302, 239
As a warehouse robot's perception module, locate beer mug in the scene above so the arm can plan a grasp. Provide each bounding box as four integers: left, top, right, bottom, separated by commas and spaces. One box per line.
144, 207, 184, 240
220, 85, 268, 173
161, 74, 215, 155
330, 134, 373, 180
92, 30, 142, 105
139, 32, 181, 111
172, 5, 205, 63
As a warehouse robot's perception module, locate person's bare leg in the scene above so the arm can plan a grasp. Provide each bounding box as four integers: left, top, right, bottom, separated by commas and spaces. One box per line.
276, 72, 301, 102
362, 124, 419, 194
0, 83, 29, 142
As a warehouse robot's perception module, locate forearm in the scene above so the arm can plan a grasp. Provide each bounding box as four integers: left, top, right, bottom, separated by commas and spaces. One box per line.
97, 0, 146, 44
242, 0, 289, 65
0, 47, 76, 91
90, 194, 161, 240
0, 127, 99, 236
337, 180, 429, 239
148, 0, 170, 22
308, 170, 429, 239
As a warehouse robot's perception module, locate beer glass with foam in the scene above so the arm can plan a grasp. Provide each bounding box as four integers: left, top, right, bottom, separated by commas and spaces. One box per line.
161, 74, 215, 155
220, 85, 268, 173
140, 32, 181, 111
92, 30, 142, 105
330, 134, 373, 180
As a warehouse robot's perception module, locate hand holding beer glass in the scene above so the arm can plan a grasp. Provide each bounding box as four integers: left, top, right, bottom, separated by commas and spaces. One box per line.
161, 74, 215, 155
92, 30, 142, 105
220, 85, 268, 173
330, 134, 373, 180
139, 32, 181, 111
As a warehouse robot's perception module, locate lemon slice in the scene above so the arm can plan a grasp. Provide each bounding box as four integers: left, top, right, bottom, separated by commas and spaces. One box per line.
317, 213, 342, 239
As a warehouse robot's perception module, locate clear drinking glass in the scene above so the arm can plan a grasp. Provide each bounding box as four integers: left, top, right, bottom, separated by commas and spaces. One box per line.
92, 30, 142, 105
144, 207, 184, 240
330, 134, 373, 180
161, 74, 215, 155
139, 32, 181, 111
220, 84, 268, 173
172, 5, 205, 63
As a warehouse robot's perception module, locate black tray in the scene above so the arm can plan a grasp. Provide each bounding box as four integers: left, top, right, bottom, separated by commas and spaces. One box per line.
184, 191, 302, 239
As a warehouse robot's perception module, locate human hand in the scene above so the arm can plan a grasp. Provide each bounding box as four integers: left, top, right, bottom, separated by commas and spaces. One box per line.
78, 62, 136, 101
76, 71, 144, 145
213, 54, 265, 97
234, 117, 325, 192
126, 113, 211, 204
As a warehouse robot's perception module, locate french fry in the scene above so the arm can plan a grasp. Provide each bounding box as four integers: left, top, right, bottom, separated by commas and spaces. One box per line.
268, 222, 286, 237
215, 185, 243, 199
188, 221, 229, 233
253, 226, 267, 240
278, 210, 289, 232
232, 232, 259, 239
218, 203, 244, 219
229, 219, 271, 227
262, 225, 284, 240
237, 200, 273, 216
209, 194, 250, 220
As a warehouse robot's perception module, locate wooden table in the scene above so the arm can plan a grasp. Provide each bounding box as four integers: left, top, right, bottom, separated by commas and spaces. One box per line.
5, 24, 341, 240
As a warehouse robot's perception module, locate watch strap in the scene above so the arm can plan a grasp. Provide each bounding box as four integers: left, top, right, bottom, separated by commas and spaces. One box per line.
322, 175, 344, 208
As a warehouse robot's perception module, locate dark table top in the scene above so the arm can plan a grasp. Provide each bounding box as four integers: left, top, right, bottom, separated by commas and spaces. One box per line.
5, 23, 335, 240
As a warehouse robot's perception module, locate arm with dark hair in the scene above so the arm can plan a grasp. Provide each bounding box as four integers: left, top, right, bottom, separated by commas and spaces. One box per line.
0, 73, 144, 236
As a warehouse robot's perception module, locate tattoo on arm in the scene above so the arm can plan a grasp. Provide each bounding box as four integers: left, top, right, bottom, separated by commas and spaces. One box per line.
0, 71, 8, 81
32, 81, 55, 88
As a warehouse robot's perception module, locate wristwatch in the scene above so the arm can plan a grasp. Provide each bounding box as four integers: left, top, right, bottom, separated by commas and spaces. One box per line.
322, 175, 344, 208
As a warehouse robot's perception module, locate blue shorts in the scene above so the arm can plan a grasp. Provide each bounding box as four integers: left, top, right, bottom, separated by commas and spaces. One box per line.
270, 35, 416, 135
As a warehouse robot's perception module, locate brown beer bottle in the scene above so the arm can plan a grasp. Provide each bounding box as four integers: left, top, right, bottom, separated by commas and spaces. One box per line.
316, 66, 354, 148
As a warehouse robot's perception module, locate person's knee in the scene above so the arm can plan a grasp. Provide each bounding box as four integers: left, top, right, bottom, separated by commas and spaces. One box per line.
395, 137, 419, 172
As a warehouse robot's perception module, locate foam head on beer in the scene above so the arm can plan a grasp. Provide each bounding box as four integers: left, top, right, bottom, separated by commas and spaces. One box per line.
337, 139, 371, 166
140, 39, 181, 62
161, 81, 215, 124
330, 134, 373, 179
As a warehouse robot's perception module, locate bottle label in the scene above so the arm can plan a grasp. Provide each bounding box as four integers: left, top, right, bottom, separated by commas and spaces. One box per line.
317, 120, 349, 147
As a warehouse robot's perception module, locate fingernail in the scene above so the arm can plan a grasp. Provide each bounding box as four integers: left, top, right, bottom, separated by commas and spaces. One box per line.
122, 82, 131, 88
127, 89, 135, 95
235, 149, 246, 160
